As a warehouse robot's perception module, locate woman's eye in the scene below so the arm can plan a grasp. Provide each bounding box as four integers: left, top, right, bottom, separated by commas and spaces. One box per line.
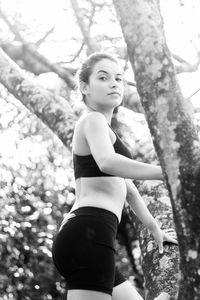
99, 76, 107, 81
116, 78, 122, 82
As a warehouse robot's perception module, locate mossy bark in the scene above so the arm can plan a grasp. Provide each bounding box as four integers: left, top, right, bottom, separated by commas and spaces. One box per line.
113, 0, 200, 299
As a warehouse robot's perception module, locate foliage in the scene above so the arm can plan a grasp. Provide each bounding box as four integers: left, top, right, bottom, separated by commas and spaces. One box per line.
0, 95, 72, 299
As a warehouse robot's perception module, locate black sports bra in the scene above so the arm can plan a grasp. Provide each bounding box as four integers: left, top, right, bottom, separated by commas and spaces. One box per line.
72, 125, 132, 179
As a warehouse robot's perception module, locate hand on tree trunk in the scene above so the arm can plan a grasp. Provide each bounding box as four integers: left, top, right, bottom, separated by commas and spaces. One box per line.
151, 226, 178, 254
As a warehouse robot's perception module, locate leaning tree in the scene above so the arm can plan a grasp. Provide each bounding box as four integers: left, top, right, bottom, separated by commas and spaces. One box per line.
113, 0, 200, 299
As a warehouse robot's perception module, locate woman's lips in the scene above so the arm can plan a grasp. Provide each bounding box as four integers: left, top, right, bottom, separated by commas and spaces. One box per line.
107, 92, 121, 96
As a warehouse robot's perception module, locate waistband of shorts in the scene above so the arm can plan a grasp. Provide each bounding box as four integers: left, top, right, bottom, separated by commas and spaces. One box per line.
68, 206, 119, 226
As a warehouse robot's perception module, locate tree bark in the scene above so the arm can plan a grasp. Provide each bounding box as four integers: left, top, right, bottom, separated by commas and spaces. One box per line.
0, 47, 76, 150
127, 182, 179, 300
113, 0, 200, 299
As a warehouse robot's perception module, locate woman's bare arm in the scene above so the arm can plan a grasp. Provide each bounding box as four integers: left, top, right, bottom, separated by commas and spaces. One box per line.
125, 179, 178, 253
125, 179, 158, 231
84, 112, 163, 180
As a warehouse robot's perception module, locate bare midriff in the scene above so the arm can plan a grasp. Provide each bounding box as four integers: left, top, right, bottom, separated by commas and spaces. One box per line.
69, 176, 127, 223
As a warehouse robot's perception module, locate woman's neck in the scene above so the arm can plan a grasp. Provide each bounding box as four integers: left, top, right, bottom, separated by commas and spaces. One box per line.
85, 104, 113, 125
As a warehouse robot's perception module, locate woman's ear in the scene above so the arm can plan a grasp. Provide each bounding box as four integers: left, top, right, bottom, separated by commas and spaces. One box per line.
79, 81, 88, 96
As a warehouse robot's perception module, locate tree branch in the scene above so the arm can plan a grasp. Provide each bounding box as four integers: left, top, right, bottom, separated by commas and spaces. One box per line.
69, 0, 98, 54
35, 26, 55, 47
0, 47, 76, 150
0, 8, 76, 89
172, 52, 200, 74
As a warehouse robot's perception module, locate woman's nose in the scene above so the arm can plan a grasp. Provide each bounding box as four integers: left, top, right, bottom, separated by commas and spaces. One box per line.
109, 79, 117, 87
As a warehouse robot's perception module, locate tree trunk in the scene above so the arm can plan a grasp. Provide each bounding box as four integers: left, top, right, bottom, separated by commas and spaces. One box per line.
127, 182, 179, 299
113, 0, 200, 299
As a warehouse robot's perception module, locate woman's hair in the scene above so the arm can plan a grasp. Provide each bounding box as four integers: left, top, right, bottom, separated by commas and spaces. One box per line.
78, 52, 119, 103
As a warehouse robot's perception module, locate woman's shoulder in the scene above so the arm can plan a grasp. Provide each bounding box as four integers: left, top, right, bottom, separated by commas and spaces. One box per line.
73, 112, 108, 152
76, 111, 107, 130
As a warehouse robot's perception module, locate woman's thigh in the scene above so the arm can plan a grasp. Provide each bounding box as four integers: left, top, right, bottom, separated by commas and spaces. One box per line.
112, 280, 144, 300
67, 289, 111, 300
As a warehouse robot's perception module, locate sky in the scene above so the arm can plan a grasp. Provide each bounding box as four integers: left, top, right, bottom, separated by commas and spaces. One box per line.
160, 0, 200, 107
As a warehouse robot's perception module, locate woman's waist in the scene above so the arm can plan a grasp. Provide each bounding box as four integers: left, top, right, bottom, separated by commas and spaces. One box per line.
77, 177, 127, 198
59, 205, 120, 233
74, 194, 125, 222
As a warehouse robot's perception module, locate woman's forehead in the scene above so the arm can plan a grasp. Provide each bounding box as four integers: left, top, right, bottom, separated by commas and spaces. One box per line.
92, 59, 123, 75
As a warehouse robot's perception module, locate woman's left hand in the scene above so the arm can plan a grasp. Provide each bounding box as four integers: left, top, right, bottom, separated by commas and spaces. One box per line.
151, 226, 178, 254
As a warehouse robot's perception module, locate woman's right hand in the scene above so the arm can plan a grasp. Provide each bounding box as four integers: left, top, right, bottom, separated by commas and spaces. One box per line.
151, 226, 178, 254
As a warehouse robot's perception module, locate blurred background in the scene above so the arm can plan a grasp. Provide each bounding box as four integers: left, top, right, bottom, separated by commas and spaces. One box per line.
0, 0, 200, 299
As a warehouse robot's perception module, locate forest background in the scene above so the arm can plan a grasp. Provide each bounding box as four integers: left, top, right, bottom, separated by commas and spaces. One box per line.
0, 0, 200, 299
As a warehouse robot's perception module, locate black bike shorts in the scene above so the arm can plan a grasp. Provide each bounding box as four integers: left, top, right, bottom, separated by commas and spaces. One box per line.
52, 206, 126, 296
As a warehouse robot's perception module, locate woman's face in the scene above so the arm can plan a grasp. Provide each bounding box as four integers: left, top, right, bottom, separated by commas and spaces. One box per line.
82, 59, 124, 110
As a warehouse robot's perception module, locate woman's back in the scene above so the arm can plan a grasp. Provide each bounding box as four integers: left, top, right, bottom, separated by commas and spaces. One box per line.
71, 113, 128, 222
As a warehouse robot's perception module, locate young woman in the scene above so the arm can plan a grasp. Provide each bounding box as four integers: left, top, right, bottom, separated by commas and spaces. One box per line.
52, 53, 177, 300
